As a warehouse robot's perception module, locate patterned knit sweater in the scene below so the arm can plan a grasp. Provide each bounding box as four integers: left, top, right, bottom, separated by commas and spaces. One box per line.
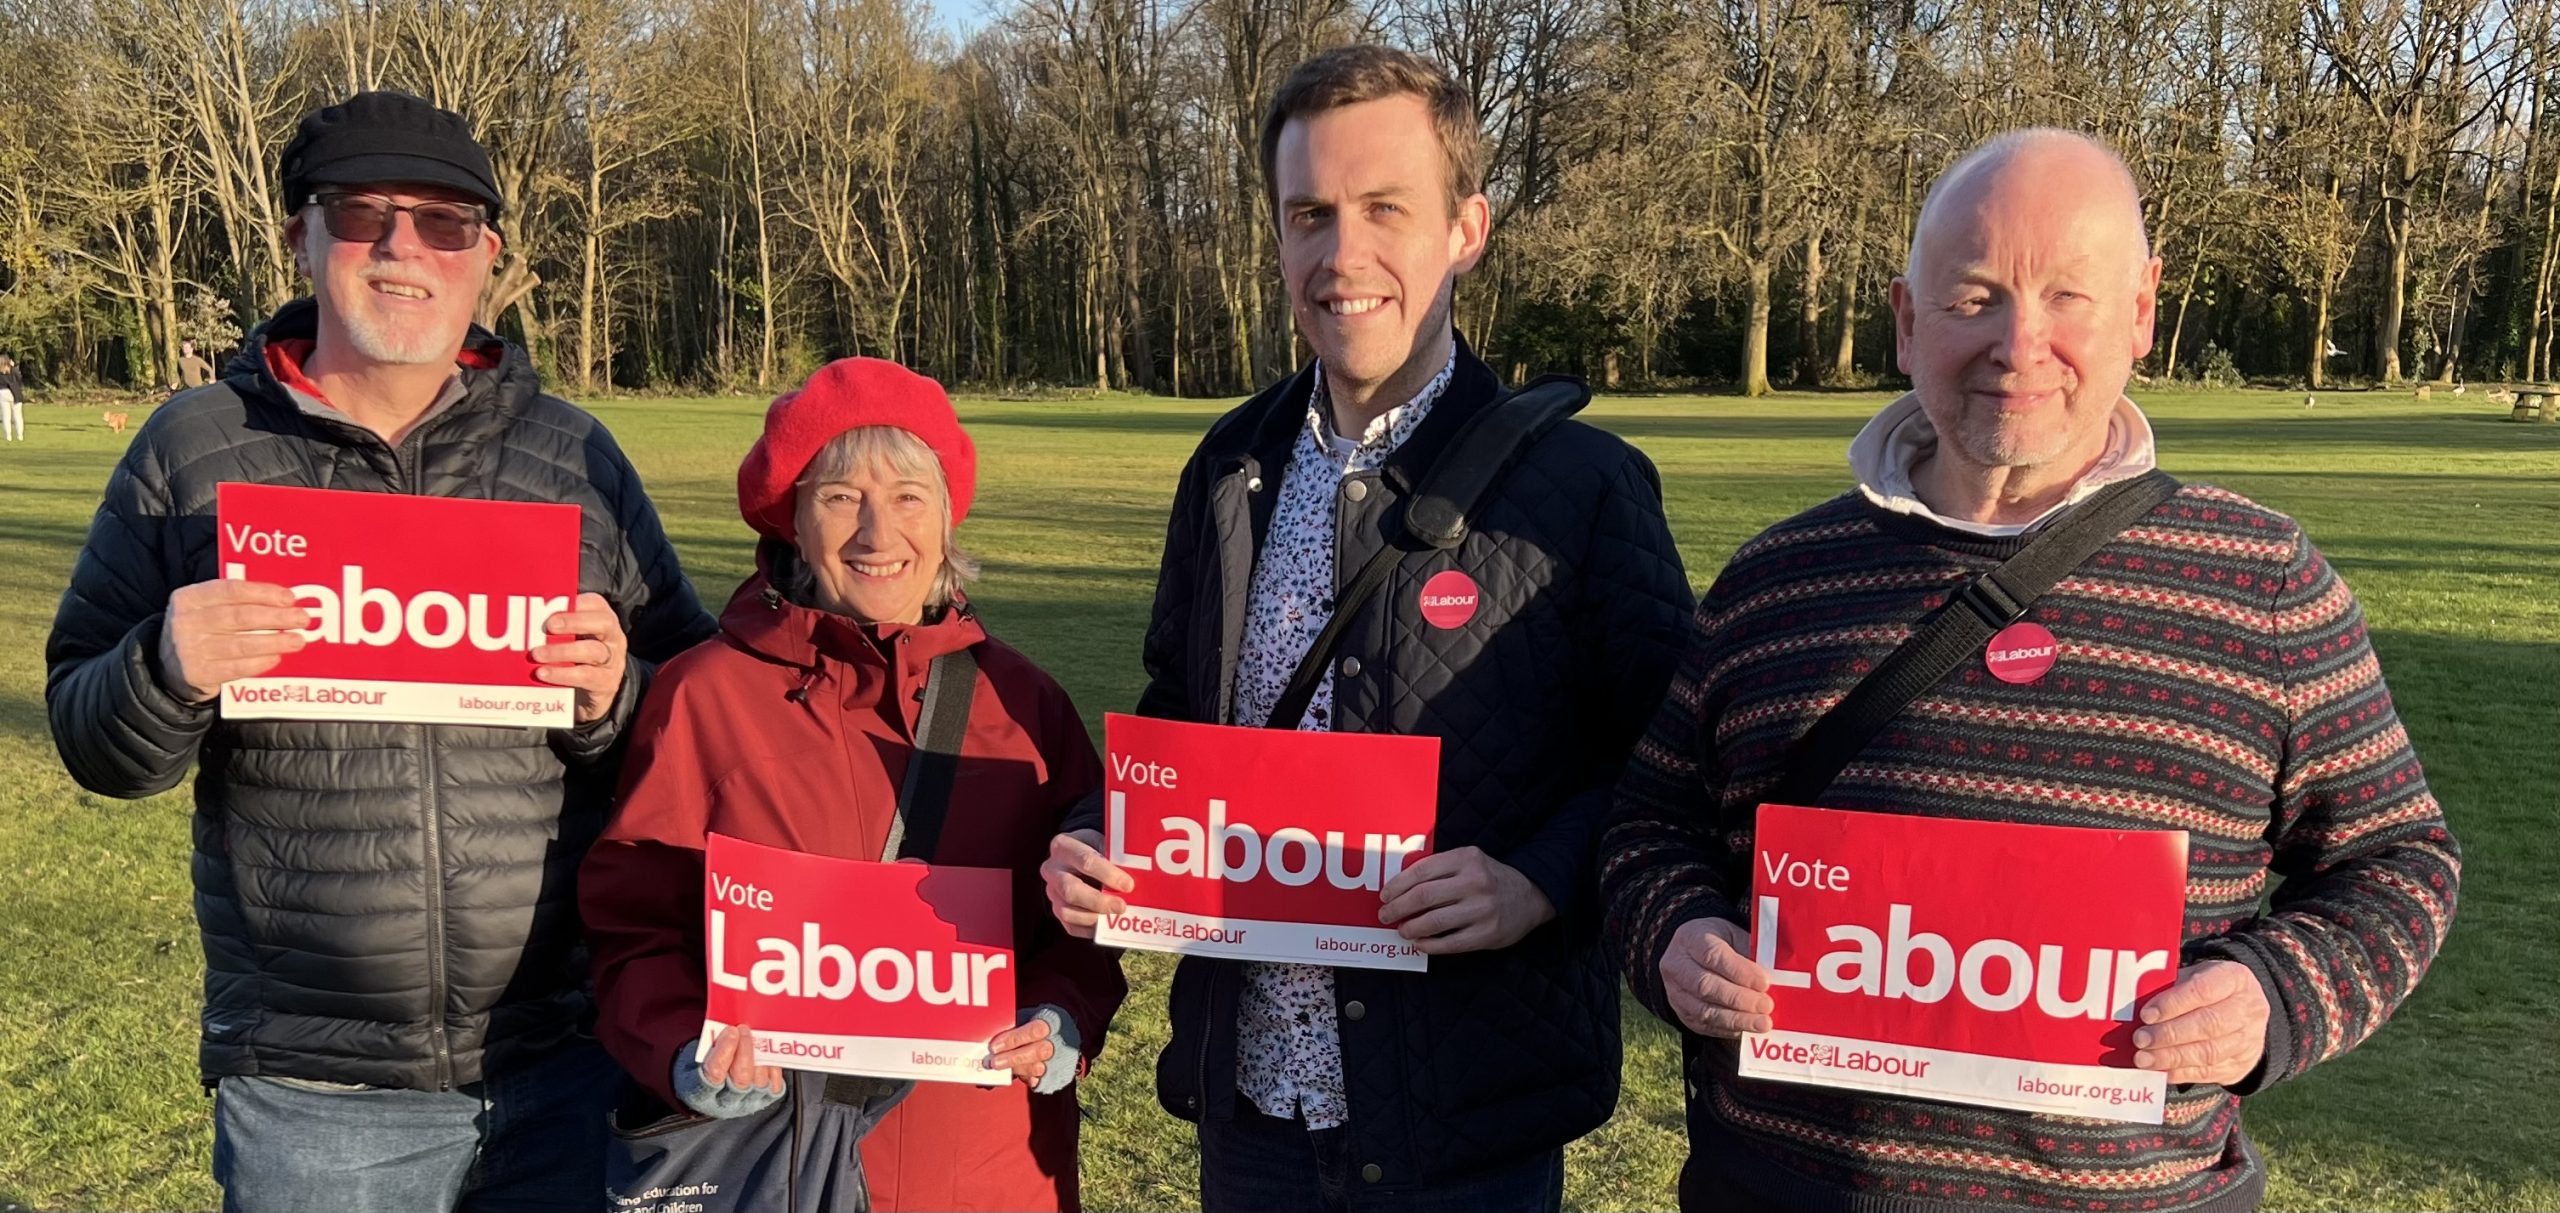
1601, 484, 2460, 1213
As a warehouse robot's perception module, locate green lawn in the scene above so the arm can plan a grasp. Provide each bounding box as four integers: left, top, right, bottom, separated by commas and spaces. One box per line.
1, 387, 2552, 1211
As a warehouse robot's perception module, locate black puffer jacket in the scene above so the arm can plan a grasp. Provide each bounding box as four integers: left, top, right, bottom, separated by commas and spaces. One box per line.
1093, 343, 1695, 1188
45, 299, 717, 1091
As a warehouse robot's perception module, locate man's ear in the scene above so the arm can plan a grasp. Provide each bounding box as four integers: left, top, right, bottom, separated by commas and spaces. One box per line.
1450, 191, 1491, 275
2131, 255, 2164, 360
1889, 276, 1917, 375
282, 212, 312, 278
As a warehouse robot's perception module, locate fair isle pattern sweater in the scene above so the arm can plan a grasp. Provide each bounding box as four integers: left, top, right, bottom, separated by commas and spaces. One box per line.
1601, 484, 2460, 1213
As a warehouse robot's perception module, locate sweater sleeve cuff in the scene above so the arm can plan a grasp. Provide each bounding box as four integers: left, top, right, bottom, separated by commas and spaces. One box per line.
555, 656, 649, 764
2186, 936, 2295, 1096
1632, 892, 1745, 1023
1499, 785, 1611, 937
1060, 787, 1105, 838
128, 614, 217, 730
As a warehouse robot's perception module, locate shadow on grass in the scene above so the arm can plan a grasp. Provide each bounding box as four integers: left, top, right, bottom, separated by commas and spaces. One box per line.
0, 682, 51, 749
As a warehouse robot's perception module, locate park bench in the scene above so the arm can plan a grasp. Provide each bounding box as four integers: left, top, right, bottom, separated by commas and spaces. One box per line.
2483, 383, 2560, 422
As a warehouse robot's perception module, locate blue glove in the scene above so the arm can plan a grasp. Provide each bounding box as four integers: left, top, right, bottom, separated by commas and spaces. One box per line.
1022, 1005, 1083, 1097
671, 1043, 785, 1119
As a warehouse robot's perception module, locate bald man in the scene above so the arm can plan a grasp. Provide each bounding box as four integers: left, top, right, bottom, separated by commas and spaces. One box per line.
1599, 129, 2460, 1213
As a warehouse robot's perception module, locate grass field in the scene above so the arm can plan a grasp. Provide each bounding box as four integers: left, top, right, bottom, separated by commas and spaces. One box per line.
0, 386, 2554, 1212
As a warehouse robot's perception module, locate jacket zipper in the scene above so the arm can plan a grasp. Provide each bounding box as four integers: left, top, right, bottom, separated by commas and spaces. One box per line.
389, 434, 456, 1091
420, 722, 454, 1090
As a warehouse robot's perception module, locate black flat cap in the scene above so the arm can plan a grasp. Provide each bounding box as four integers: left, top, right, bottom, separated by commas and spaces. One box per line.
280, 91, 503, 221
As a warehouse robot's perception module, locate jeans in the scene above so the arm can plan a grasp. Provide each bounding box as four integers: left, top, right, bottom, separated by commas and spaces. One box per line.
1197, 1098, 1565, 1213
212, 1037, 621, 1213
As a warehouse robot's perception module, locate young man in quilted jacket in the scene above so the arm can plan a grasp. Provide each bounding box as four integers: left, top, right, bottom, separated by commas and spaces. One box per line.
1040, 44, 1695, 1213
44, 91, 715, 1212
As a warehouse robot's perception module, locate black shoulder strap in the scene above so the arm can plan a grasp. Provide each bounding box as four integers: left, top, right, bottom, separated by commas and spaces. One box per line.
1767, 469, 2182, 807
1264, 376, 1589, 731
880, 645, 980, 862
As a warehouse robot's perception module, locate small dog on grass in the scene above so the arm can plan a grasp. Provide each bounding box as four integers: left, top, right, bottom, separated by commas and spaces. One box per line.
103, 410, 129, 434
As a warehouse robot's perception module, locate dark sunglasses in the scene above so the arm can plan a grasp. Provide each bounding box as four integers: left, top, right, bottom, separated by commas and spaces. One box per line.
309, 193, 489, 252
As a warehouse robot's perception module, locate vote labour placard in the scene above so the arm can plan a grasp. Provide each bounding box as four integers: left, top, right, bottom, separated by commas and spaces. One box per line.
1739, 804, 2189, 1123
700, 834, 1016, 1086
214, 484, 579, 727
1095, 713, 1440, 971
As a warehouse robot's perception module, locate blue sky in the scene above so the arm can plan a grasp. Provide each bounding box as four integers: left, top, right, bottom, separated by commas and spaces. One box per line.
926, 0, 993, 40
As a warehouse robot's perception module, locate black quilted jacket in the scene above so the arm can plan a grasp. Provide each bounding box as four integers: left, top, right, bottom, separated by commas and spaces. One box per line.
44, 299, 716, 1091
1105, 343, 1696, 1186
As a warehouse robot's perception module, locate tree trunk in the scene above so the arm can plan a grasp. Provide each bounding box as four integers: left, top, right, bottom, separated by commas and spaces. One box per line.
1832, 195, 1867, 382
1794, 229, 1824, 386
145, 157, 181, 389
737, 0, 775, 389
2378, 134, 2420, 383
2164, 258, 2205, 378
2379, 205, 2410, 382
2310, 279, 2333, 390
1743, 259, 1773, 396
579, 162, 602, 392
2531, 119, 2560, 380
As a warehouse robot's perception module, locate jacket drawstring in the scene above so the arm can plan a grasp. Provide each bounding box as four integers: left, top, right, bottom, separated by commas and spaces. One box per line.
785, 665, 820, 705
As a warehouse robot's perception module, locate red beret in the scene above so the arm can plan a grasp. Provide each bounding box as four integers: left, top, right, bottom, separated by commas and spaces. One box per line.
736, 358, 977, 542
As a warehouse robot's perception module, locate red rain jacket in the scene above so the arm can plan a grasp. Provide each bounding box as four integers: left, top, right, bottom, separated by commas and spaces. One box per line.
582, 564, 1124, 1211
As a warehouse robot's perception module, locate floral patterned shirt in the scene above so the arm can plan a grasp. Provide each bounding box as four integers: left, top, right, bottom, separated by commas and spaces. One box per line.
1228, 351, 1454, 1129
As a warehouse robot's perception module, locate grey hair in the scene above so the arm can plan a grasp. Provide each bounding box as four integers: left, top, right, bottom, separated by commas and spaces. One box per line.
790, 425, 979, 612
1907, 128, 2152, 280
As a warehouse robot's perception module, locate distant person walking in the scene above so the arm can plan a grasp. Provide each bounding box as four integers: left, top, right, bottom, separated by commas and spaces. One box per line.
178, 340, 217, 389
0, 355, 27, 441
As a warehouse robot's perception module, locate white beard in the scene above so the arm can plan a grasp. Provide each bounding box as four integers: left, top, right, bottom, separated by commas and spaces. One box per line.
338, 303, 466, 366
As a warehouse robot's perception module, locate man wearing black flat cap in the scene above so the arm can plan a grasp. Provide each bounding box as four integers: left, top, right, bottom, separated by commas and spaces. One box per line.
44, 90, 717, 1213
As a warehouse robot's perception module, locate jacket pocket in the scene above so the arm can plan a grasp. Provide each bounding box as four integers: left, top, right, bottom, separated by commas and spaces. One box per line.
609, 1106, 717, 1141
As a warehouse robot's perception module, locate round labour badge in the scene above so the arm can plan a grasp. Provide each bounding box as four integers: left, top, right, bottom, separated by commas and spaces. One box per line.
1418, 571, 1480, 629
1985, 621, 2059, 684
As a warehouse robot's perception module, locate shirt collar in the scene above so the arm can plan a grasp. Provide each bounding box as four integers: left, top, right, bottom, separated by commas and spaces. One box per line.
265, 337, 484, 432
1848, 391, 2159, 536
1307, 348, 1458, 460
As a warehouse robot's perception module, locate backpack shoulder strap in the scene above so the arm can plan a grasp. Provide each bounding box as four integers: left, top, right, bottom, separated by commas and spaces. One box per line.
881, 644, 981, 862
1767, 469, 2182, 807
1403, 375, 1591, 550
1263, 376, 1590, 730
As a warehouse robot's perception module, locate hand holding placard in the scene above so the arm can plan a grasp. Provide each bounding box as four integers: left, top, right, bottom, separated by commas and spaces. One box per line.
2132, 960, 2270, 1085
697, 1023, 786, 1096
986, 1016, 1057, 1085
1659, 916, 1773, 1038
157, 579, 314, 703
1378, 846, 1554, 955
1041, 829, 1131, 939
530, 592, 630, 724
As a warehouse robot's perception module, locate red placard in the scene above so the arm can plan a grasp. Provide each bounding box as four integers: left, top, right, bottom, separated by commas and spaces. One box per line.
1740, 804, 2188, 1123
701, 834, 1016, 1086
1096, 713, 1439, 970
214, 483, 580, 727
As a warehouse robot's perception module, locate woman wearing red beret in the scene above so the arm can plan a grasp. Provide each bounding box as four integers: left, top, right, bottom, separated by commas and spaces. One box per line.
581, 357, 1125, 1212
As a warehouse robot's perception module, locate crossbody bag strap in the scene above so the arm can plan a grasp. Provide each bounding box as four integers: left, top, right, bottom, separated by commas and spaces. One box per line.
1767, 470, 2182, 807
879, 644, 982, 862
1263, 376, 1590, 731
